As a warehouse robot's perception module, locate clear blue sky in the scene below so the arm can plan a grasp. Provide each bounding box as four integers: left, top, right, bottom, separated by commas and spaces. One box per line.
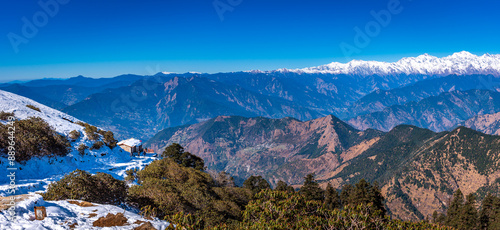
1, 0, 500, 81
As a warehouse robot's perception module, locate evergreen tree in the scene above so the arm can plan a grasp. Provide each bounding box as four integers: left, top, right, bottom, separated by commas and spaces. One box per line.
324, 183, 341, 210
340, 184, 354, 206
432, 211, 438, 224
275, 180, 294, 193
446, 189, 464, 228
460, 193, 478, 230
353, 179, 371, 205
243, 175, 271, 194
479, 193, 495, 229
299, 173, 324, 201
489, 196, 500, 230
162, 143, 205, 170
369, 181, 386, 215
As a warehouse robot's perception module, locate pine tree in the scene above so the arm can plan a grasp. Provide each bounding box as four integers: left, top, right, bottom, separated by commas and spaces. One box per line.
479, 193, 495, 229
460, 193, 478, 230
369, 181, 386, 215
299, 173, 324, 201
324, 183, 341, 210
162, 143, 205, 170
446, 189, 464, 228
275, 180, 294, 193
352, 179, 371, 205
432, 211, 438, 224
340, 184, 354, 206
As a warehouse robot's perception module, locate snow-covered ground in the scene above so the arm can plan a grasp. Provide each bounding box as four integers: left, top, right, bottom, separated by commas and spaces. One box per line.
0, 194, 169, 230
0, 90, 169, 229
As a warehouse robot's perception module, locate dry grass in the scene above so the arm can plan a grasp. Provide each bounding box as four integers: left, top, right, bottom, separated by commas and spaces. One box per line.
133, 221, 157, 230
0, 194, 30, 211
92, 212, 128, 227
88, 213, 98, 218
67, 200, 95, 207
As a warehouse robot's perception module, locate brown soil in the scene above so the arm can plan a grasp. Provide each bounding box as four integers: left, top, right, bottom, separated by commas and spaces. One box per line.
0, 194, 30, 211
92, 212, 128, 227
133, 222, 157, 230
88, 213, 97, 218
68, 222, 78, 229
67, 200, 95, 207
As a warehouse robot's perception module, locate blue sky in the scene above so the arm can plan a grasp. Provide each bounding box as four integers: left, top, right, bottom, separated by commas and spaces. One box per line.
1, 0, 500, 81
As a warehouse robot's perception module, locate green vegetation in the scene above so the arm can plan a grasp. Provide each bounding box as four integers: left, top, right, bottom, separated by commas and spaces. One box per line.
82, 123, 99, 141
127, 157, 251, 227
26, 104, 41, 112
43, 169, 126, 205
299, 173, 324, 201
90, 141, 105, 150
0, 111, 14, 120
242, 175, 270, 194
274, 180, 294, 193
434, 189, 500, 230
77, 144, 88, 156
161, 143, 205, 170
44, 143, 456, 229
0, 117, 70, 162
68, 130, 81, 140
102, 130, 117, 148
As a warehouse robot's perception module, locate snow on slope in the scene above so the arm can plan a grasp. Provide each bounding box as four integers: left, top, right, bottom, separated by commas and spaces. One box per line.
277, 51, 500, 76
0, 90, 168, 229
0, 90, 82, 135
0, 195, 169, 229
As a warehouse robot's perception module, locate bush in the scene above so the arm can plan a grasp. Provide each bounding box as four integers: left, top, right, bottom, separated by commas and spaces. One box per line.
43, 169, 126, 205
128, 158, 251, 227
0, 111, 14, 120
26, 104, 41, 112
103, 131, 117, 149
90, 141, 105, 150
68, 130, 81, 141
162, 143, 204, 170
77, 122, 100, 141
77, 144, 88, 156
0, 117, 71, 162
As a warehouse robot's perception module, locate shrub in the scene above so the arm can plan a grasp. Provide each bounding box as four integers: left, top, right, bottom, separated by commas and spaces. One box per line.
103, 131, 117, 149
128, 157, 251, 227
83, 124, 99, 141
0, 117, 71, 162
68, 130, 81, 140
243, 175, 270, 194
43, 169, 126, 205
77, 144, 88, 156
0, 111, 14, 120
125, 168, 138, 183
162, 143, 204, 170
26, 104, 41, 112
90, 141, 105, 150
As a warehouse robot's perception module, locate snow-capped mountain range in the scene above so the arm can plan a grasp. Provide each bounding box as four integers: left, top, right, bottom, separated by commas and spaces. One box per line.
273, 51, 500, 76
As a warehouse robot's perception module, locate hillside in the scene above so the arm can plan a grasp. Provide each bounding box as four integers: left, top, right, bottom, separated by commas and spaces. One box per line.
346, 74, 500, 118
463, 112, 500, 135
146, 115, 384, 185
63, 76, 323, 139
147, 114, 500, 221
318, 125, 500, 220
0, 90, 169, 229
348, 89, 500, 132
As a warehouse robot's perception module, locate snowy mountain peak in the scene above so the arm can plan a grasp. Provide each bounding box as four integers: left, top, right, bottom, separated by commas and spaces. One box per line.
283, 51, 500, 76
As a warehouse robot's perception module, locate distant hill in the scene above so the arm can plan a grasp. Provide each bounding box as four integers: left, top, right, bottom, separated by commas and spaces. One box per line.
146, 114, 500, 220
63, 76, 323, 139
346, 74, 500, 118
463, 111, 500, 135
348, 89, 500, 132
